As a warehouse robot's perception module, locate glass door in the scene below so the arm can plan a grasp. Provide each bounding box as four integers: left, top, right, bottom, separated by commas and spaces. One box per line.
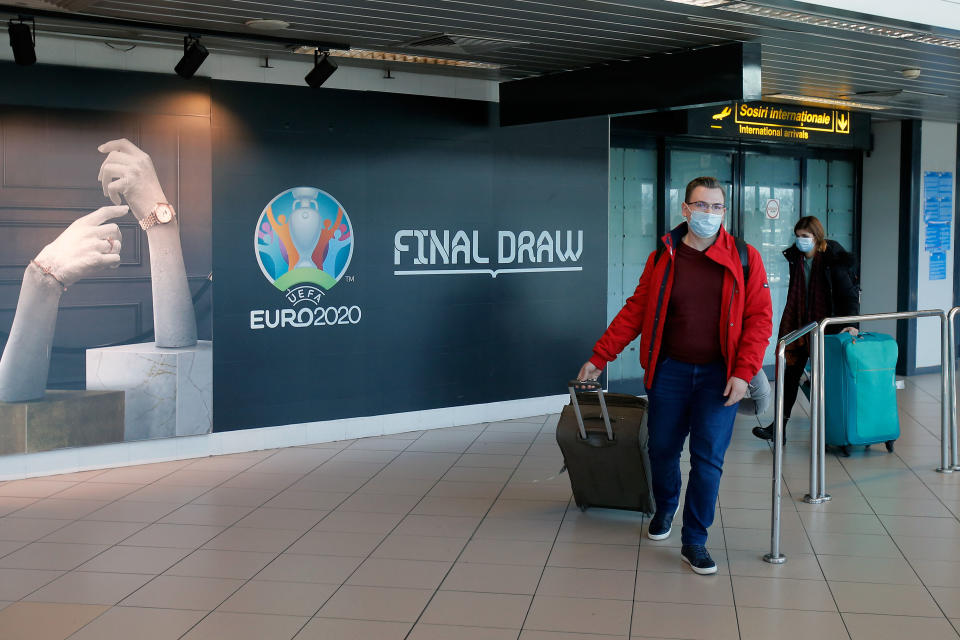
742, 154, 802, 367
668, 149, 734, 230
805, 158, 856, 251
608, 146, 657, 392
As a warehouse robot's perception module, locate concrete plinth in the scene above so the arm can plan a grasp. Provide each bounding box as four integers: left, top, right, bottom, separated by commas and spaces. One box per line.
0, 390, 125, 454
86, 341, 212, 441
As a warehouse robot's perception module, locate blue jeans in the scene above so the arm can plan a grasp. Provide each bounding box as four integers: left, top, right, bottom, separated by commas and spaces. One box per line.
645, 358, 738, 546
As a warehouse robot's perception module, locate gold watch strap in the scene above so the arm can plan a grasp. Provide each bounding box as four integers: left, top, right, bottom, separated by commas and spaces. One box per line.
139, 203, 174, 231
138, 213, 158, 231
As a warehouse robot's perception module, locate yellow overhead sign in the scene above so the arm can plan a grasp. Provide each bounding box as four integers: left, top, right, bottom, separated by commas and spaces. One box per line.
716, 102, 852, 141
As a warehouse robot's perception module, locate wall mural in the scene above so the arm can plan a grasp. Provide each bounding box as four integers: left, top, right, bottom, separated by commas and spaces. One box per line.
0, 136, 209, 452
0, 63, 608, 456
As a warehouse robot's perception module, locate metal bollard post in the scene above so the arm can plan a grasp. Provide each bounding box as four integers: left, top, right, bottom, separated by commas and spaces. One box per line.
938, 312, 953, 473
817, 328, 831, 499
948, 307, 960, 470
804, 329, 827, 503
767, 321, 817, 564
764, 341, 789, 564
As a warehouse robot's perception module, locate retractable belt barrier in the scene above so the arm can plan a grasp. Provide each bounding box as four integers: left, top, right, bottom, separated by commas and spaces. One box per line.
767, 309, 956, 564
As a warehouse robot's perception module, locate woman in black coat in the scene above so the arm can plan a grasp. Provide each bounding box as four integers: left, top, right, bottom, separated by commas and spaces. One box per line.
752, 215, 860, 443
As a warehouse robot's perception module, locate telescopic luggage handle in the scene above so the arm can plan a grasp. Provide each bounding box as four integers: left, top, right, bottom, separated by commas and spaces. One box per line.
567, 379, 614, 441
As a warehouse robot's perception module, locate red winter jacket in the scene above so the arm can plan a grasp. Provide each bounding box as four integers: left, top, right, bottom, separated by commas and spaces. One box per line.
590, 224, 773, 387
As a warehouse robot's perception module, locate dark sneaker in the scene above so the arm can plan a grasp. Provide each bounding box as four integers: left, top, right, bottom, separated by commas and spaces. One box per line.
681, 544, 717, 575
752, 423, 786, 445
646, 511, 674, 541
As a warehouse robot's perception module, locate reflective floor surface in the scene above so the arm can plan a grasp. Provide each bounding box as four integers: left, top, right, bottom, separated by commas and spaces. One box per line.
0, 373, 959, 639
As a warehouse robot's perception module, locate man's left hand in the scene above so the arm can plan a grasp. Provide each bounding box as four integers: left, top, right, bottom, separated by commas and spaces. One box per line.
723, 376, 748, 407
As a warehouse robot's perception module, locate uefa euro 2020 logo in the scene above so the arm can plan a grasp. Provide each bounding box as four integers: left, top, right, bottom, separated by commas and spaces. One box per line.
251, 187, 359, 330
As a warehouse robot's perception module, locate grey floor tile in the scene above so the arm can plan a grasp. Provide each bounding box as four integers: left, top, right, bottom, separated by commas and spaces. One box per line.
440, 562, 543, 595
0, 568, 64, 600
526, 595, 631, 636
0, 542, 109, 571
292, 618, 412, 639
737, 607, 850, 640
217, 580, 337, 616
65, 606, 205, 640
537, 567, 636, 601
78, 545, 192, 574
164, 548, 277, 580
121, 575, 245, 610
0, 602, 108, 640
23, 570, 153, 605
420, 591, 532, 629
634, 570, 733, 606
257, 553, 363, 584
842, 612, 959, 640
346, 557, 452, 590
316, 585, 433, 622
180, 611, 308, 640
631, 602, 738, 640
371, 534, 469, 562
409, 625, 520, 640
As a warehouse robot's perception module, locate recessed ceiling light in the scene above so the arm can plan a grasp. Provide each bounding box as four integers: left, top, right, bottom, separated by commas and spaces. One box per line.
718, 2, 960, 49
292, 46, 501, 70
901, 68, 922, 79
244, 19, 290, 32
765, 93, 890, 111
664, 0, 733, 6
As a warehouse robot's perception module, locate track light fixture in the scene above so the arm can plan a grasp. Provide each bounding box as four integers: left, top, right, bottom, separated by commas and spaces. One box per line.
174, 35, 208, 79
8, 17, 36, 66
304, 49, 337, 88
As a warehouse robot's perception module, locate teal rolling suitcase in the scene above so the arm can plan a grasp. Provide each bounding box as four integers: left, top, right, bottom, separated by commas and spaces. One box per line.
823, 332, 900, 456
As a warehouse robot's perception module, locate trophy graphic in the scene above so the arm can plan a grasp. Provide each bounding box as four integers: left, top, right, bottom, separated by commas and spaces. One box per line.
288, 187, 323, 270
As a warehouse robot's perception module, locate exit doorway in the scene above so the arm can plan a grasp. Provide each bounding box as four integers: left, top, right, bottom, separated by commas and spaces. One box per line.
607, 138, 860, 393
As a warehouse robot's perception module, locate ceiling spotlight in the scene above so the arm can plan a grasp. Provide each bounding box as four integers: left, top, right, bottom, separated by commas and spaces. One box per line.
174, 35, 208, 79
244, 19, 290, 31
8, 17, 36, 66
901, 68, 922, 79
305, 49, 337, 88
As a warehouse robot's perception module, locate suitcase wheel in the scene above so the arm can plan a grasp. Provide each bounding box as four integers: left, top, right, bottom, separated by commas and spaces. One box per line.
840, 445, 852, 457
577, 502, 589, 512
885, 440, 895, 453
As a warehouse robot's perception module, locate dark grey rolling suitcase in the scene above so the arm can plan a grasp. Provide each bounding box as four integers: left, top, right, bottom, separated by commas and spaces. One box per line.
557, 380, 655, 513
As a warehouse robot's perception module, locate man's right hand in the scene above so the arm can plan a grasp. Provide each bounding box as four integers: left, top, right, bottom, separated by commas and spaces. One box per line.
576, 361, 602, 385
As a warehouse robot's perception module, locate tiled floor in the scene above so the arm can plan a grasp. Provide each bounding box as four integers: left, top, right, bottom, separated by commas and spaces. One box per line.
2, 374, 960, 639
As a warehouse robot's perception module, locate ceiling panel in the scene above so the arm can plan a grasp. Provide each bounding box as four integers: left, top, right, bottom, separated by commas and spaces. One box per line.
1, 0, 958, 121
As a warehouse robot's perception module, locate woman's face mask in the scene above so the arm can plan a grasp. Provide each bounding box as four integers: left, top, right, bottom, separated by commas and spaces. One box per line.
796, 236, 815, 253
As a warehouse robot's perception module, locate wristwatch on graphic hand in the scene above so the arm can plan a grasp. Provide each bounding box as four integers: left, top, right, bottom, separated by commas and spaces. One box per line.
139, 202, 176, 231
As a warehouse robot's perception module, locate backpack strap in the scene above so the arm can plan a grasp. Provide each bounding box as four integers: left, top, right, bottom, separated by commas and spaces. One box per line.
734, 237, 749, 284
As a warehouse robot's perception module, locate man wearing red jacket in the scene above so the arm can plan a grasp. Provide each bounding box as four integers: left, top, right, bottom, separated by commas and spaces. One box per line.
577, 176, 772, 575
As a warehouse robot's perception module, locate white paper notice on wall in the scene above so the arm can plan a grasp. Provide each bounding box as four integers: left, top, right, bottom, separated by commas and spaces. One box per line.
765, 199, 780, 220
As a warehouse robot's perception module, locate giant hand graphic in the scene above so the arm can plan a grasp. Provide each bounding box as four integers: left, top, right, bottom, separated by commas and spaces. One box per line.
97, 138, 166, 220
33, 205, 127, 287
95, 138, 197, 348
0, 205, 128, 402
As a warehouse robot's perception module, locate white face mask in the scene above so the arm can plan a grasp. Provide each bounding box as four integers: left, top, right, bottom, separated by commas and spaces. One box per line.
796, 237, 815, 253
688, 210, 723, 238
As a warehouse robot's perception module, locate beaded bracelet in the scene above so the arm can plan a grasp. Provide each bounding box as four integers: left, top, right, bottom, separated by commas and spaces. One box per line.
30, 259, 67, 292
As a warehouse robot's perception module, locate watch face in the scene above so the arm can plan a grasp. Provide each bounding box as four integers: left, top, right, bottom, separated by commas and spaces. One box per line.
156, 204, 174, 223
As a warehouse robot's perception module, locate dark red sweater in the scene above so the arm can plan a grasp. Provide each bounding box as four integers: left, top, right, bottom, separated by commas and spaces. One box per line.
662, 241, 725, 364
590, 224, 773, 387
